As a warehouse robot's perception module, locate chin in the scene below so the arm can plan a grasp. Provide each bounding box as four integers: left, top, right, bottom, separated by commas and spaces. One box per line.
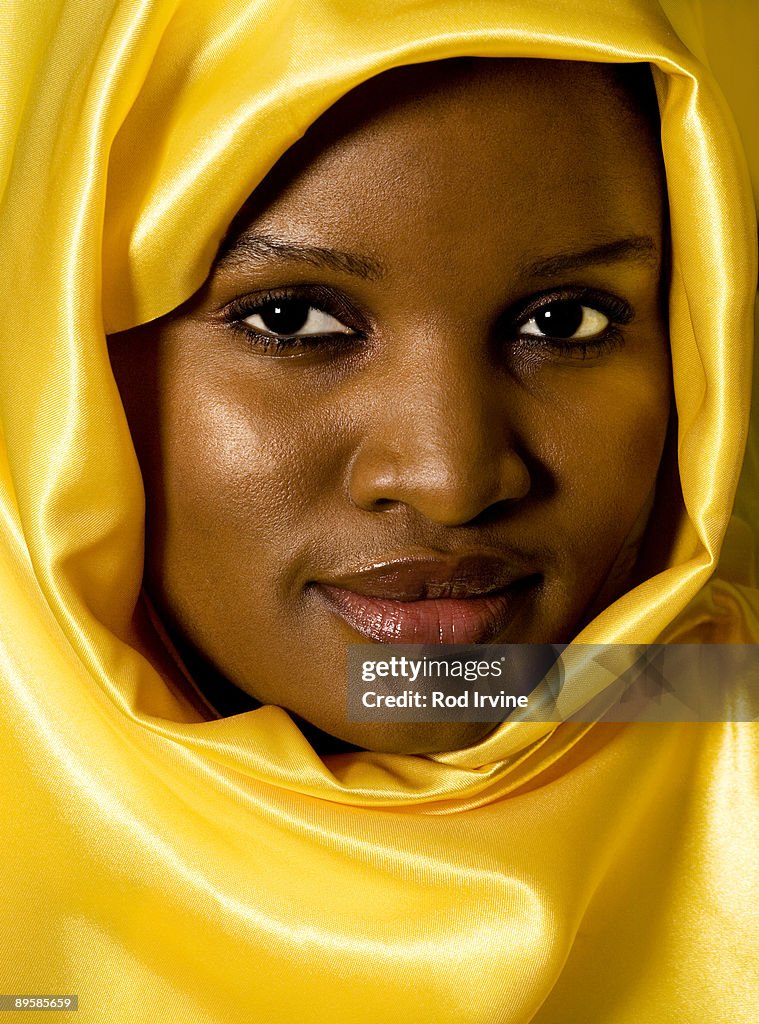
323, 719, 500, 755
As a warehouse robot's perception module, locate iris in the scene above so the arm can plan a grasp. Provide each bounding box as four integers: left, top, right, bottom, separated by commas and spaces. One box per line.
533, 301, 584, 338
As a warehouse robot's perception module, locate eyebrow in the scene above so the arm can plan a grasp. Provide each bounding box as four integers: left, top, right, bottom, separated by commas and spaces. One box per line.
523, 236, 659, 278
215, 231, 658, 283
215, 232, 385, 281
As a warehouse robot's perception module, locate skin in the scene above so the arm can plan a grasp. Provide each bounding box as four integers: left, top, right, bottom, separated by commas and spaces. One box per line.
108, 58, 672, 754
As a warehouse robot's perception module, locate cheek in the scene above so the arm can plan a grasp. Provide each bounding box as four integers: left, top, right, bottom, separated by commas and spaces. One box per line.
173, 395, 303, 531
151, 360, 345, 592
546, 364, 670, 550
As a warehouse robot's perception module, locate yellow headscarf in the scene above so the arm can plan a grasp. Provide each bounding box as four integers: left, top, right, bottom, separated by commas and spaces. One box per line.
1, 0, 757, 1020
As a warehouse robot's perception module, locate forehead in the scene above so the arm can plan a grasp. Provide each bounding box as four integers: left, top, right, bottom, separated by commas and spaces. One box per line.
222, 59, 664, 277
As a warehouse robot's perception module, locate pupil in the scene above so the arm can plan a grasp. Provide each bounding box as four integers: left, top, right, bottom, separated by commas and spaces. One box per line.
535, 301, 583, 338
260, 299, 310, 335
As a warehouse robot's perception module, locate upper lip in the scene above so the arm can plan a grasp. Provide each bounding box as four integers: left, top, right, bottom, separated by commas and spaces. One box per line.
317, 553, 537, 601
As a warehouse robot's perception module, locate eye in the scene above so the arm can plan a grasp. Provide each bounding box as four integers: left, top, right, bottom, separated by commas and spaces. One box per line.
508, 289, 634, 360
242, 297, 355, 339
518, 300, 610, 340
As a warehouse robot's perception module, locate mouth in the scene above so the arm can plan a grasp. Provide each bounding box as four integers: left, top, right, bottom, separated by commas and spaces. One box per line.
314, 554, 541, 644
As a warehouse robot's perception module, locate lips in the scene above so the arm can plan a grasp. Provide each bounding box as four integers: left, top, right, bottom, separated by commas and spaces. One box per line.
315, 555, 539, 644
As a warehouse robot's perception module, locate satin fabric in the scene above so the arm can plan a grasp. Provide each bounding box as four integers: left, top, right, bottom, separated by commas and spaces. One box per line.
0, 0, 757, 1020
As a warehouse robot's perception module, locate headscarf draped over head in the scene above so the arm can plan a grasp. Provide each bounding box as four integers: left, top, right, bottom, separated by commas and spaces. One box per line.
0, 0, 757, 1020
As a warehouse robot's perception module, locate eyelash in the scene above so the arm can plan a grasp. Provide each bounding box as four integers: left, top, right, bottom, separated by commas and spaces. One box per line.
509, 286, 633, 359
222, 286, 366, 355
221, 284, 633, 359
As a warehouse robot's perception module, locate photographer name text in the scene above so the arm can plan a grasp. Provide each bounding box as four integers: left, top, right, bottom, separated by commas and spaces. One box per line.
360, 689, 528, 709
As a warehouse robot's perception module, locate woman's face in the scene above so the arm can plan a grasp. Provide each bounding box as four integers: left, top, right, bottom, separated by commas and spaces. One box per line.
109, 59, 671, 754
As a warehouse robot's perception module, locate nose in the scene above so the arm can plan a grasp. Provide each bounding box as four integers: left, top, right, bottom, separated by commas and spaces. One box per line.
348, 338, 532, 526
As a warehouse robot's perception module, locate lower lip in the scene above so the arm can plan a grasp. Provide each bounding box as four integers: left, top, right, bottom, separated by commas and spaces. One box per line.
317, 584, 531, 644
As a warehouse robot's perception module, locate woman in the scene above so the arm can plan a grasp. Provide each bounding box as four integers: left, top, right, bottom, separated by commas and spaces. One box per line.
108, 55, 674, 754
0, 0, 757, 1020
